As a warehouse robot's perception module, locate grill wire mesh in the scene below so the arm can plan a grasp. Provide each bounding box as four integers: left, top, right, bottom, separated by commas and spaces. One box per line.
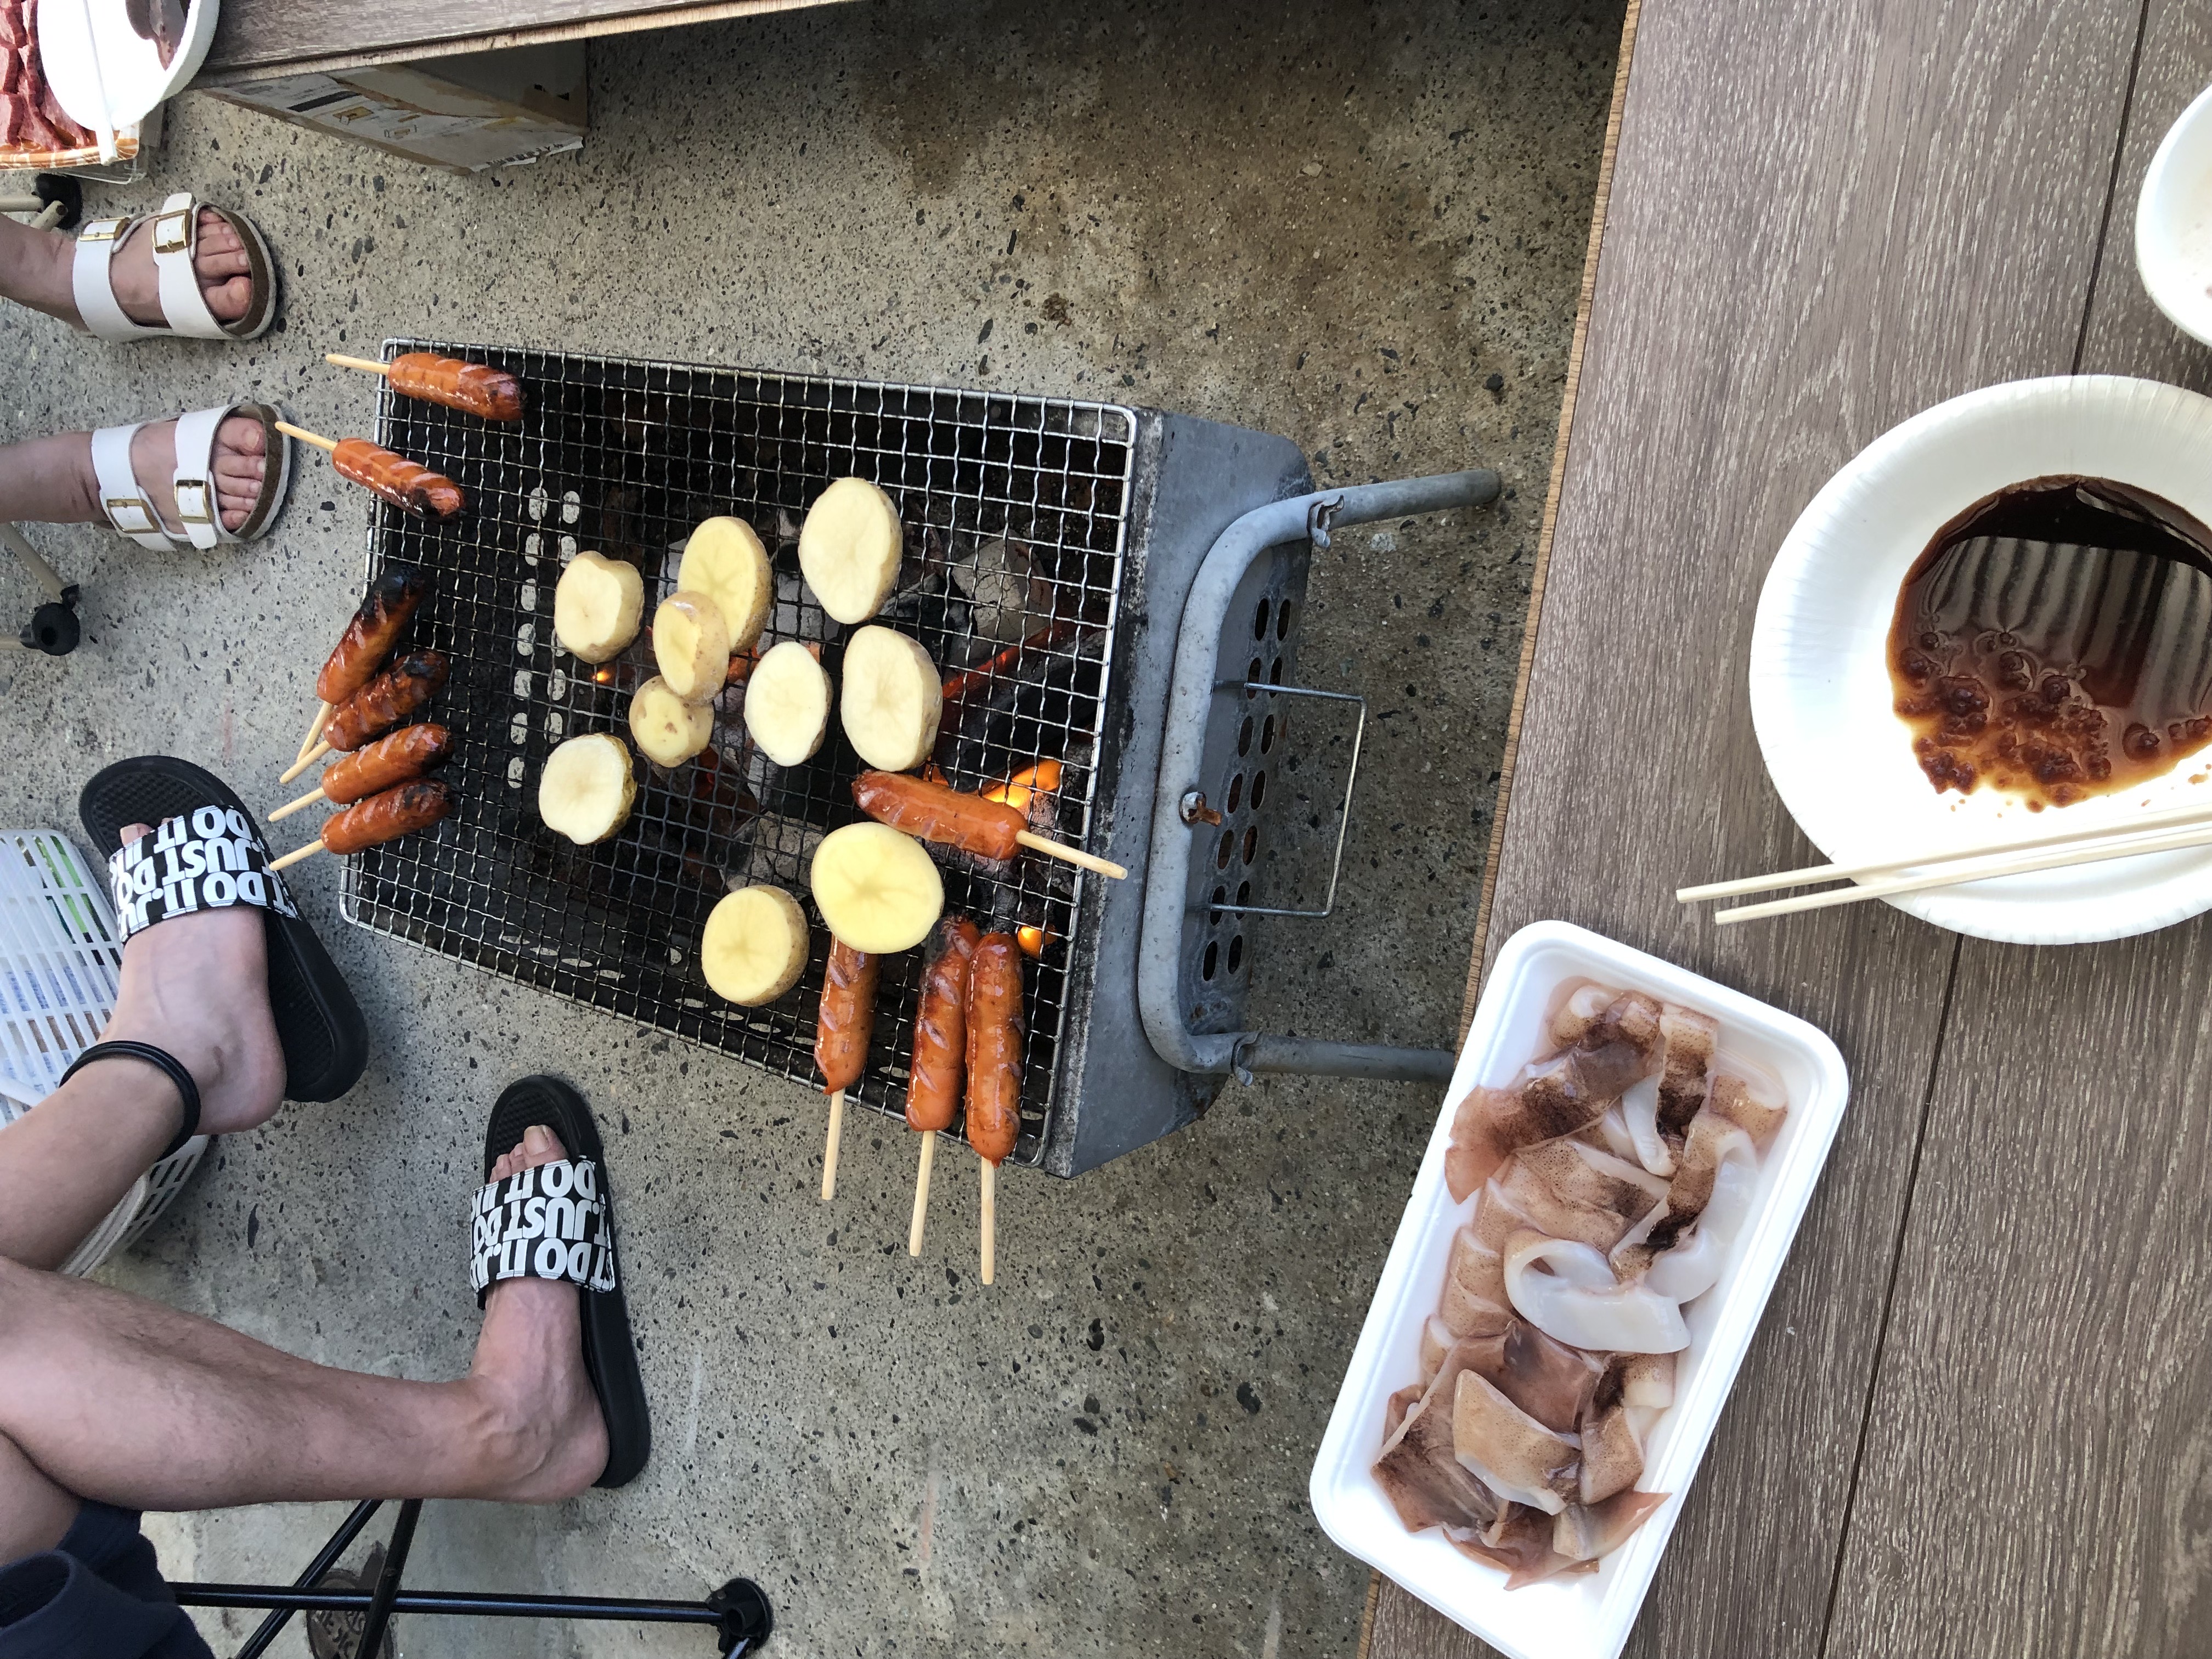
337, 341, 1137, 1165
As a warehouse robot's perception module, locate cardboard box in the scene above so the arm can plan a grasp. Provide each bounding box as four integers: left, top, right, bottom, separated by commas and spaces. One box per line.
209, 42, 586, 173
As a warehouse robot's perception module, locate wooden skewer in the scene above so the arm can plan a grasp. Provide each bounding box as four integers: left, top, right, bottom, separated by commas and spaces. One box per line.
274, 420, 339, 454
267, 783, 330, 822
979, 1157, 997, 1286
280, 741, 333, 786
1680, 797, 2212, 902
326, 353, 394, 377
907, 1130, 937, 1256
1713, 820, 2212, 925
820, 1090, 845, 1202
268, 839, 326, 873
1014, 831, 1127, 880
296, 701, 331, 766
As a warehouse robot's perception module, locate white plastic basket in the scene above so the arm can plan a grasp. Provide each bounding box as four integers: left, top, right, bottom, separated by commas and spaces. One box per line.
0, 830, 206, 1274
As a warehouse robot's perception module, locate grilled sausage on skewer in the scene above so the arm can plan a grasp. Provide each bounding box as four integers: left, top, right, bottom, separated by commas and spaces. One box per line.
314, 568, 430, 706
323, 651, 449, 752
321, 778, 457, 855
331, 437, 465, 518
905, 916, 982, 1133
320, 723, 453, 804
814, 939, 880, 1095
853, 770, 1025, 862
388, 353, 524, 422
963, 932, 1024, 1164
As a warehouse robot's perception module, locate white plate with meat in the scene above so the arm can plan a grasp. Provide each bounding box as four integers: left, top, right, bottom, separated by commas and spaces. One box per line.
38, 0, 216, 137
1308, 920, 1848, 1659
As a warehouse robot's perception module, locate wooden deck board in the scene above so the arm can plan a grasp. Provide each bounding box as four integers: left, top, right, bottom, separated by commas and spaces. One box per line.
1375, 0, 2172, 1652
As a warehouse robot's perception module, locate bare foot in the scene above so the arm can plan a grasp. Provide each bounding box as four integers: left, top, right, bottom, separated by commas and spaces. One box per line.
469, 1125, 610, 1503
83, 207, 255, 330
87, 414, 267, 535
98, 820, 286, 1138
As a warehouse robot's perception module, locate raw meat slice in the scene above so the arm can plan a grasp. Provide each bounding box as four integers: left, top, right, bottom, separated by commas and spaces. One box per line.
1373, 1341, 1505, 1535
1577, 1398, 1645, 1503
1655, 1005, 1718, 1133
1499, 1138, 1669, 1252
1551, 1489, 1669, 1564
1452, 1368, 1581, 1515
1477, 1320, 1606, 1434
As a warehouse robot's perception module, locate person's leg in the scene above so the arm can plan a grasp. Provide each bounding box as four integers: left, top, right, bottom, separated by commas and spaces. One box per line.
0, 822, 285, 1271
0, 207, 253, 332
0, 1126, 608, 1515
0, 417, 269, 537
0, 1425, 78, 1565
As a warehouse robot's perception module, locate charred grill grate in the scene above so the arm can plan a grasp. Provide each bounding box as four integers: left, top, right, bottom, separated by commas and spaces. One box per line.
338, 341, 1137, 1166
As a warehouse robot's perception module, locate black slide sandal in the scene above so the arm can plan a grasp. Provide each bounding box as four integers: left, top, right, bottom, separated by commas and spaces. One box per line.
473, 1075, 652, 1490
80, 755, 368, 1103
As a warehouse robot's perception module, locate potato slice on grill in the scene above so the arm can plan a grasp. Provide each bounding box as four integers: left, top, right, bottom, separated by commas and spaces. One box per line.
679, 517, 774, 652
810, 821, 944, 954
798, 477, 904, 623
702, 884, 811, 1005
839, 625, 942, 772
630, 674, 715, 768
554, 550, 644, 663
653, 590, 732, 703
539, 732, 636, 844
743, 640, 833, 766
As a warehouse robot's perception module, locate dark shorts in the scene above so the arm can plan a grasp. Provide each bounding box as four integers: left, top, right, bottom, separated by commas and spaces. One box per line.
0, 1503, 213, 1659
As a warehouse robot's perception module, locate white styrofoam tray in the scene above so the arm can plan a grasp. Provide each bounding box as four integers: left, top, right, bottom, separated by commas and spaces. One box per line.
1309, 921, 1849, 1659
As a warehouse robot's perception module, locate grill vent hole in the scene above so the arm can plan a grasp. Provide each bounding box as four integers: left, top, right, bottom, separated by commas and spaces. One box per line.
1269, 656, 1284, 684
1248, 657, 1265, 691
1238, 716, 1254, 755
1253, 597, 1271, 639
1251, 771, 1267, 808
1201, 941, 1219, 981
1212, 885, 1227, 909
1277, 600, 1295, 640
1237, 879, 1252, 907
1227, 935, 1245, 974
1242, 826, 1259, 865
1261, 715, 1277, 754
1226, 773, 1244, 813
1216, 831, 1234, 870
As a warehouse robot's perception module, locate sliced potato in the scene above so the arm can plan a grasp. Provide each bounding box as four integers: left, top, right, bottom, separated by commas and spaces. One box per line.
798, 477, 904, 623
744, 640, 832, 767
630, 674, 715, 768
702, 884, 810, 1005
539, 732, 636, 844
652, 590, 732, 703
553, 550, 644, 663
810, 821, 944, 954
679, 518, 774, 652
839, 625, 943, 772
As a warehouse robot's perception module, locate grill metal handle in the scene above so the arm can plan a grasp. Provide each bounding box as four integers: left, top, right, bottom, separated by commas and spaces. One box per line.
1137, 469, 1503, 1084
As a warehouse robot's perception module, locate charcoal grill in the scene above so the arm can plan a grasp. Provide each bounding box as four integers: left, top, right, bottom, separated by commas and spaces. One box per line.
340, 341, 1498, 1175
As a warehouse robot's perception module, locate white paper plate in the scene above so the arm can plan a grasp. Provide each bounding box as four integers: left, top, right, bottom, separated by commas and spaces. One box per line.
2137, 80, 2212, 346
40, 0, 217, 134
1310, 921, 1849, 1659
1748, 374, 2212, 945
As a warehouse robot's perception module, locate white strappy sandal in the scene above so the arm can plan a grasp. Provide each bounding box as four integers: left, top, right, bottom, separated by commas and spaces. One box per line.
93, 403, 292, 550
71, 190, 279, 342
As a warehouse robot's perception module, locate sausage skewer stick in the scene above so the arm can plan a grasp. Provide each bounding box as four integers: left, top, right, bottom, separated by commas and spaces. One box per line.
325, 353, 526, 422
904, 916, 980, 1255
269, 778, 457, 872
812, 939, 879, 1203
295, 704, 331, 769
283, 650, 451, 783
851, 771, 1128, 881
296, 567, 431, 766
275, 422, 465, 518
964, 932, 1024, 1285
269, 723, 454, 821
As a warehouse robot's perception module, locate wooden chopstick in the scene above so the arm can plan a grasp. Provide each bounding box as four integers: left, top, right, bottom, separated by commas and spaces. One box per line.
1712, 819, 2212, 924
1680, 797, 2212, 902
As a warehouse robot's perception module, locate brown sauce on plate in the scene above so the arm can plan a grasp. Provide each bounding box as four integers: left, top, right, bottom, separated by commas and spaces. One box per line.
1888, 476, 2212, 808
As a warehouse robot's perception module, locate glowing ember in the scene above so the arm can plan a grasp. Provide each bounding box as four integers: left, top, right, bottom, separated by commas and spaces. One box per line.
1017, 924, 1050, 958
985, 759, 1065, 815
592, 666, 614, 684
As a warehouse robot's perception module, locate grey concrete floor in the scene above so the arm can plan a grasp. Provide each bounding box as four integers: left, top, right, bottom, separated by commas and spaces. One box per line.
0, 2, 1621, 1653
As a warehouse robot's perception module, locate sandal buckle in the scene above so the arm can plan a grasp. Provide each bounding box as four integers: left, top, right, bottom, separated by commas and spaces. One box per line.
173, 479, 212, 525
104, 495, 157, 534
77, 217, 126, 242
150, 210, 192, 255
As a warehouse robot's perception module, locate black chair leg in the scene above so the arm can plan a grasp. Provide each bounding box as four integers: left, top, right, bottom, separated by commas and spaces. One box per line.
171, 1499, 774, 1656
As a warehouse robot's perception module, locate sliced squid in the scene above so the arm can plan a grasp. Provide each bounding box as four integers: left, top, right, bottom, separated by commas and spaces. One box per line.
1446, 1224, 1509, 1308
1643, 1124, 1758, 1303
1452, 1369, 1582, 1515
1620, 1351, 1677, 1410
1617, 1074, 1675, 1176
1707, 1071, 1788, 1146
1480, 1321, 1606, 1435
1569, 990, 1664, 1098
1374, 1342, 1506, 1535
1419, 1316, 1457, 1384
1499, 1139, 1671, 1253
1503, 1231, 1690, 1354
1589, 1102, 1644, 1165
1655, 1005, 1718, 1135
1451, 1502, 1595, 1588
1552, 1489, 1670, 1564
1547, 981, 1615, 1049
1577, 1398, 1647, 1504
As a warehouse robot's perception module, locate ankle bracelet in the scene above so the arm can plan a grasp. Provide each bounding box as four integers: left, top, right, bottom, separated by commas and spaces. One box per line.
60, 1040, 202, 1158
